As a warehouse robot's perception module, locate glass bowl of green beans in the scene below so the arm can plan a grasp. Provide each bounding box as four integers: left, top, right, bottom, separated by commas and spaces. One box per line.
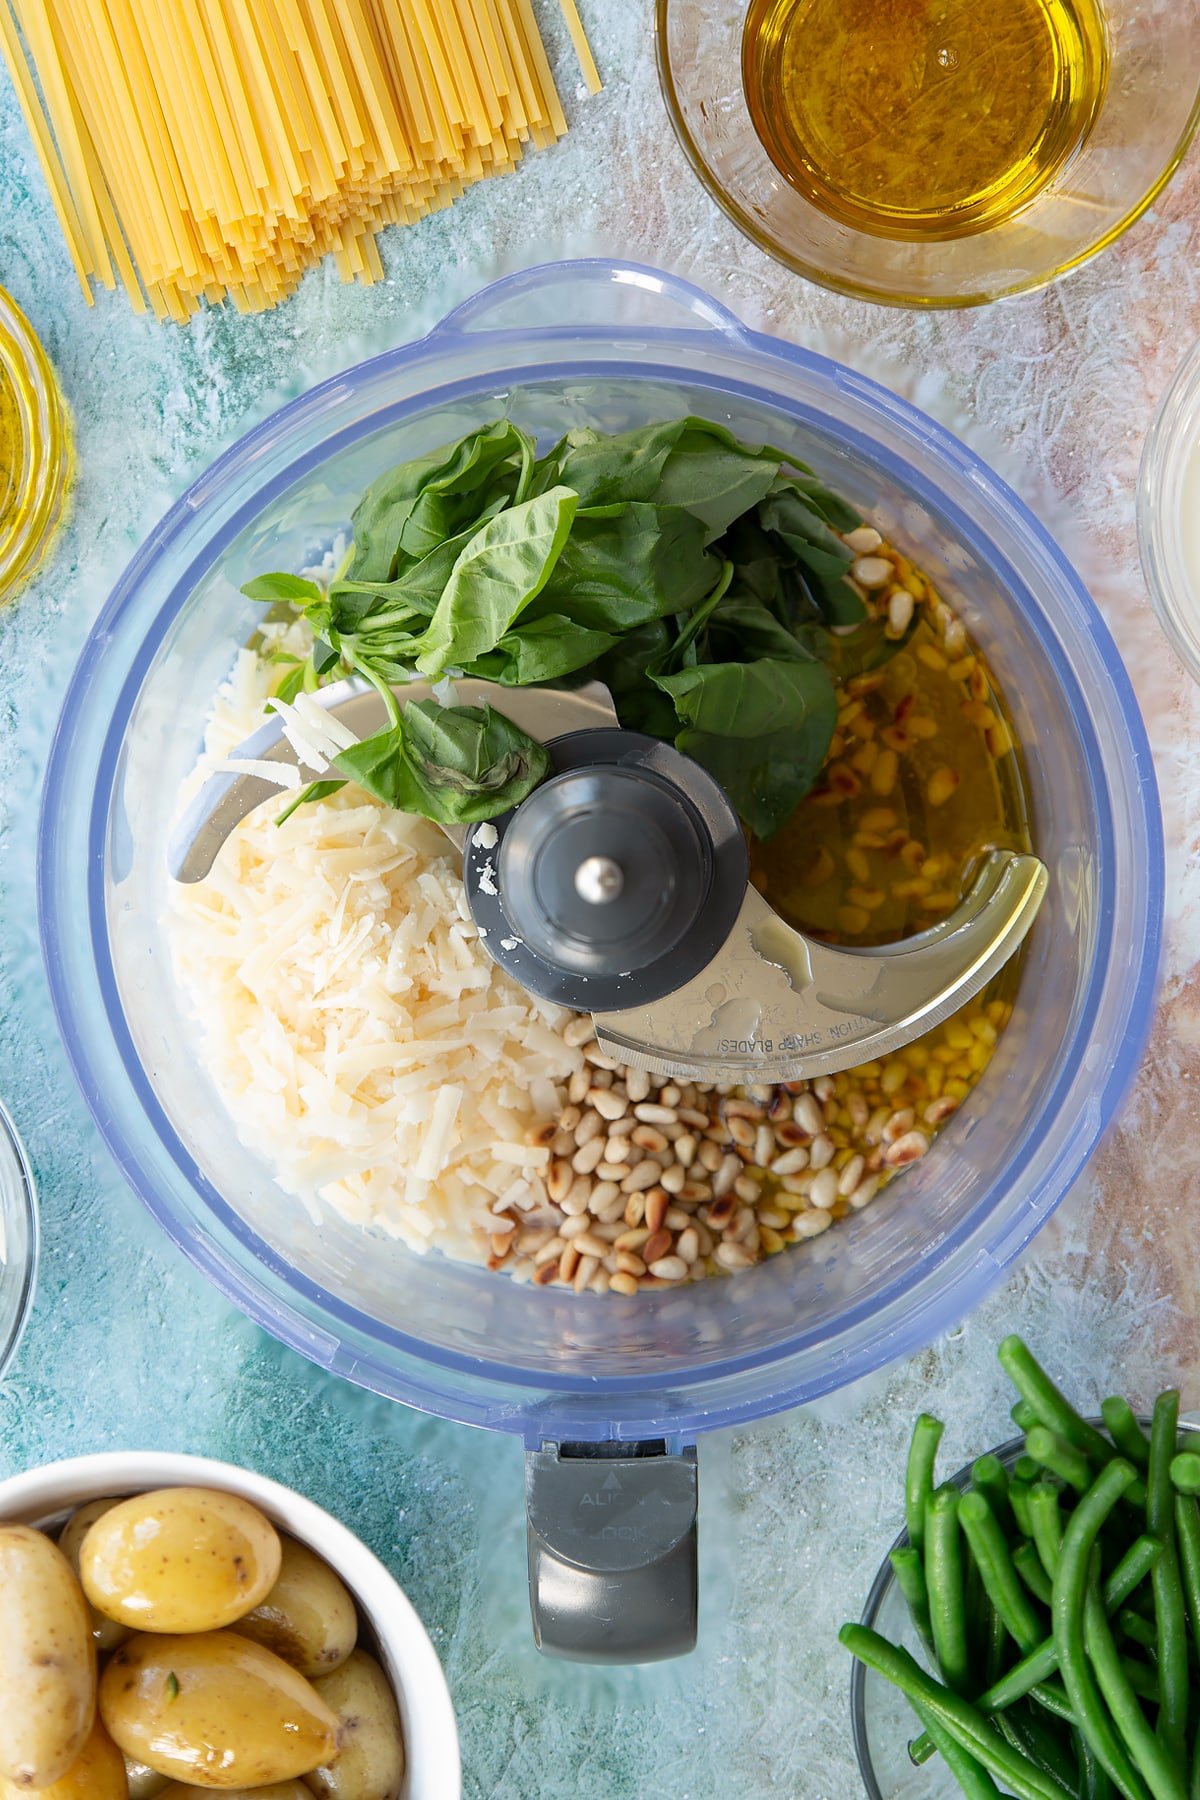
847, 1336, 1200, 1800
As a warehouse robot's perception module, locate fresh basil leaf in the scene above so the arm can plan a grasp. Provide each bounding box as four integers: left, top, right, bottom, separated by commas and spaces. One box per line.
591, 619, 680, 739
702, 593, 820, 664
333, 704, 549, 824
531, 503, 717, 631
270, 662, 308, 705
653, 424, 780, 539
532, 420, 687, 506
657, 658, 837, 839
469, 614, 616, 685
347, 423, 535, 582
275, 778, 346, 825
241, 572, 324, 605
414, 487, 578, 677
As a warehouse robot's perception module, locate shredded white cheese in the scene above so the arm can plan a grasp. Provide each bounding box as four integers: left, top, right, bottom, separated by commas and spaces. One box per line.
168, 643, 581, 1263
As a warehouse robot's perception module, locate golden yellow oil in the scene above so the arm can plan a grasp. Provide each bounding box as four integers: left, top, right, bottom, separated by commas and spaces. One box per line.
0, 370, 17, 531
752, 561, 1031, 949
742, 0, 1109, 239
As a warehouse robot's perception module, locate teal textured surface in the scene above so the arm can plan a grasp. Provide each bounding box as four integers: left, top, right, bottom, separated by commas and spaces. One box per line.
2, 5, 1200, 1796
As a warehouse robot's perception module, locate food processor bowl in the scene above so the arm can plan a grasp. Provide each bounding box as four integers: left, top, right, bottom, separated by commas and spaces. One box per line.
38, 261, 1161, 1658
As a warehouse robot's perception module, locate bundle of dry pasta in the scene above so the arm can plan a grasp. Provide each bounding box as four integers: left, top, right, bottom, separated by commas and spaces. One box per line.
0, 0, 599, 320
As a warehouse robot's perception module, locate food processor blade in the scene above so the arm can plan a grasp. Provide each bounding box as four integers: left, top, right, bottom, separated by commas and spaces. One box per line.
169, 678, 1047, 1080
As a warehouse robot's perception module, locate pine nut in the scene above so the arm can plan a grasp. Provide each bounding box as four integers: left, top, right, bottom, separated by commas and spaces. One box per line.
623, 1194, 646, 1228
547, 1161, 572, 1203
850, 1177, 882, 1210
649, 1256, 688, 1281
642, 1229, 673, 1264
533, 1261, 559, 1285
625, 1067, 651, 1102
575, 1110, 604, 1145
838, 1155, 866, 1197
809, 1133, 835, 1170
794, 1093, 824, 1136
728, 1116, 756, 1148
771, 1147, 809, 1176
614, 1227, 650, 1252
562, 1177, 593, 1215
595, 1161, 628, 1182
676, 1228, 700, 1263
851, 555, 892, 588
564, 1016, 596, 1048
616, 1251, 647, 1276
844, 525, 883, 554
622, 1159, 663, 1193
574, 1254, 599, 1293
713, 1154, 741, 1197
588, 1086, 627, 1121
793, 1210, 832, 1239
604, 1136, 632, 1163
810, 1169, 839, 1210
926, 766, 960, 807
572, 1138, 605, 1175
634, 1103, 678, 1125
535, 1236, 566, 1266
632, 1124, 669, 1154
716, 1241, 755, 1270
887, 589, 915, 636
885, 1130, 930, 1167
660, 1165, 686, 1194
645, 1189, 669, 1234
609, 1272, 639, 1296
583, 1045, 620, 1069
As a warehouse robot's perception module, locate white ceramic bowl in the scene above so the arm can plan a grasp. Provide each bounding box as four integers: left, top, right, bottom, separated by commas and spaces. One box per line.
0, 1451, 461, 1800
1139, 338, 1200, 681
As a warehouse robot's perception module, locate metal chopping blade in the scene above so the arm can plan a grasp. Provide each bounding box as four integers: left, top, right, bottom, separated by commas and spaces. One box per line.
170, 677, 1048, 1082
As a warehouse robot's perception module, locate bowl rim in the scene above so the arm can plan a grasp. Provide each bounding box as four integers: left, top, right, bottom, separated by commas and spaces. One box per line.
0, 1448, 462, 1800
36, 261, 1164, 1435
0, 1093, 38, 1382
1138, 337, 1200, 682
653, 0, 1200, 310
0, 286, 70, 599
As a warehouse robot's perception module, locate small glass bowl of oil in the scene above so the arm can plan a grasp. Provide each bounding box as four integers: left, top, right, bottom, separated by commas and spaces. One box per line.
656, 0, 1200, 305
1139, 339, 1200, 684
0, 288, 70, 605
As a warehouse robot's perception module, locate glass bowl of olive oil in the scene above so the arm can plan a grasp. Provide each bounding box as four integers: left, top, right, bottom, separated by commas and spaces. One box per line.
0, 288, 70, 604
656, 0, 1200, 306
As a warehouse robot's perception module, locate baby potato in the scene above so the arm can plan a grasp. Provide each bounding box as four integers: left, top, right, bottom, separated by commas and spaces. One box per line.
99, 1631, 340, 1788
125, 1758, 169, 1799
232, 1535, 357, 1678
0, 1718, 126, 1800
81, 1488, 281, 1632
307, 1651, 405, 1800
157, 1786, 312, 1799
58, 1499, 134, 1652
0, 1524, 97, 1788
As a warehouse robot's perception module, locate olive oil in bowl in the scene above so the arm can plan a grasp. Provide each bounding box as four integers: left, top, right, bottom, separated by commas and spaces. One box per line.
743, 0, 1109, 239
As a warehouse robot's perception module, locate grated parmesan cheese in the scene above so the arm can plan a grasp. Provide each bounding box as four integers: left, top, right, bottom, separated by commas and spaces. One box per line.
168, 644, 582, 1264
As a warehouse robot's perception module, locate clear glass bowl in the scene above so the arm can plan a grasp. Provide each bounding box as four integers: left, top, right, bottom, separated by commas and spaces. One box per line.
37, 261, 1161, 1446
655, 0, 1200, 308
0, 288, 70, 604
0, 1096, 38, 1380
851, 1419, 1197, 1795
1139, 339, 1200, 682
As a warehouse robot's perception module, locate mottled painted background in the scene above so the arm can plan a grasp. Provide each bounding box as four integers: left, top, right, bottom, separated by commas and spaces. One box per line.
1, 5, 1199, 1796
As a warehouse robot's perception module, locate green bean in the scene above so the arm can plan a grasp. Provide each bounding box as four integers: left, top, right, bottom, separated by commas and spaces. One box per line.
1079, 1726, 1117, 1800
1106, 1537, 1165, 1613
1116, 1607, 1156, 1651
1015, 1541, 1055, 1607
1016, 1455, 1044, 1483
1169, 1453, 1200, 1497
1013, 1398, 1043, 1434
974, 1452, 1015, 1532
998, 1709, 1080, 1793
839, 1624, 1083, 1800
1028, 1679, 1076, 1724
1148, 1392, 1189, 1775
1191, 1721, 1200, 1800
1027, 1425, 1097, 1495
961, 1490, 1045, 1657
1173, 1494, 1200, 1666
905, 1412, 944, 1553
1084, 1579, 1186, 1800
889, 1546, 934, 1655
910, 1697, 1006, 1798
1102, 1398, 1151, 1471
1030, 1482, 1065, 1581
1120, 1659, 1160, 1705
1051, 1456, 1152, 1800
1011, 1477, 1036, 1539
908, 1535, 1166, 1766
927, 1485, 971, 1696
986, 1598, 1009, 1690
1000, 1336, 1116, 1465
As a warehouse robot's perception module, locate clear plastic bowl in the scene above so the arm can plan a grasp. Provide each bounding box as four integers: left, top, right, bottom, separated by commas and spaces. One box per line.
38, 260, 1161, 1448
656, 0, 1200, 307
850, 1418, 1196, 1795
0, 1095, 37, 1379
1139, 339, 1200, 681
